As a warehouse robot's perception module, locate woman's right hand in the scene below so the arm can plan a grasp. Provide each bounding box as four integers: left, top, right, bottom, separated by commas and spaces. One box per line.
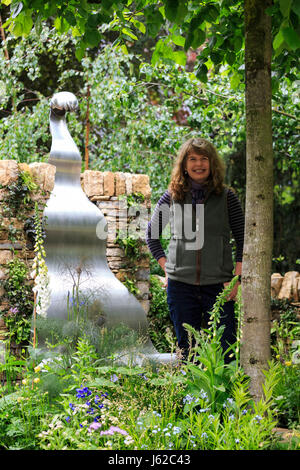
158, 257, 168, 289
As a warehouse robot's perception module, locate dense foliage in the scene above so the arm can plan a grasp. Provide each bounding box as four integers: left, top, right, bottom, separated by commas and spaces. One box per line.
0, 23, 299, 270
0, 284, 299, 450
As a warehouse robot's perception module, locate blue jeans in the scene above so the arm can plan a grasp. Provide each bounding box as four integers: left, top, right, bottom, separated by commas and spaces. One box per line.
167, 278, 236, 363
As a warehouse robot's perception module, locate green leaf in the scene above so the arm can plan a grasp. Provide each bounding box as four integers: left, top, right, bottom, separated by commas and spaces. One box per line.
184, 29, 194, 51
206, 4, 220, 22
173, 50, 187, 66
210, 50, 223, 65
84, 28, 101, 47
191, 28, 206, 49
282, 26, 300, 50
22, 13, 33, 35
1, 0, 12, 5
133, 19, 146, 34
87, 377, 117, 388
214, 384, 226, 392
196, 63, 208, 83
176, 1, 188, 23
171, 34, 185, 47
64, 10, 77, 26
292, 0, 300, 17
234, 35, 243, 52
114, 366, 144, 375
273, 29, 285, 50
54, 16, 69, 34
226, 51, 236, 66
165, 0, 179, 23
75, 41, 87, 61
11, 20, 23, 37
230, 72, 240, 89
122, 27, 138, 40
280, 0, 292, 17
151, 38, 175, 65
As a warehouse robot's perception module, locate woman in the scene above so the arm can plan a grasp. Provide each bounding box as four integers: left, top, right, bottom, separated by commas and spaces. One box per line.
146, 137, 245, 363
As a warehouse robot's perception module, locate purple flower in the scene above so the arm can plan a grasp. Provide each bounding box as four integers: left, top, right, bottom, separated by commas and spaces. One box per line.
138, 374, 148, 381
76, 386, 92, 398
69, 403, 75, 411
100, 426, 128, 436
9, 307, 19, 314
110, 374, 119, 383
65, 416, 71, 422
88, 422, 102, 432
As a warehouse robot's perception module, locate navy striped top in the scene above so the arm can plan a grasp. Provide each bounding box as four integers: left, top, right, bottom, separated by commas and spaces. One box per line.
146, 189, 245, 262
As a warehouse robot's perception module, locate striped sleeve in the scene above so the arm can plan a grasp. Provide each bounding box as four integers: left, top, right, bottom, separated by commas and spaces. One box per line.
227, 189, 245, 262
146, 190, 171, 261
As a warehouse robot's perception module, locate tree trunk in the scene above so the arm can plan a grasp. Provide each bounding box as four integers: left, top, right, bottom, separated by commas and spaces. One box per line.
241, 0, 273, 401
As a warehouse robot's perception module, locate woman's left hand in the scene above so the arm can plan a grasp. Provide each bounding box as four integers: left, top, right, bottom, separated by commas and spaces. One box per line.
223, 281, 240, 301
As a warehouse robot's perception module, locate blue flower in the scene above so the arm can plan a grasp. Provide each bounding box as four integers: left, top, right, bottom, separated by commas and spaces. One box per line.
65, 416, 71, 422
69, 403, 75, 411
110, 374, 119, 382
76, 386, 92, 399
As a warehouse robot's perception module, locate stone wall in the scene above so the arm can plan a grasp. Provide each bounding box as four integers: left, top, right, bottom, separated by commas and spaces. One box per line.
271, 272, 300, 303
0, 160, 152, 346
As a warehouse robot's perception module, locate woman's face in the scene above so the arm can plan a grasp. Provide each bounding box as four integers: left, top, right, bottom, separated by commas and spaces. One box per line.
184, 151, 210, 184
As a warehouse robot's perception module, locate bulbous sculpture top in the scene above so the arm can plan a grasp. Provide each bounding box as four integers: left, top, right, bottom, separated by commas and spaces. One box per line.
50, 91, 78, 113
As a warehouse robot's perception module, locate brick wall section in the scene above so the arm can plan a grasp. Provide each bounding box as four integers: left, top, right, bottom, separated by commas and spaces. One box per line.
0, 160, 152, 331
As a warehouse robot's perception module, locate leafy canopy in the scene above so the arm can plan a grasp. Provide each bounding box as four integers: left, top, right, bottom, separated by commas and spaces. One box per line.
2, 0, 300, 77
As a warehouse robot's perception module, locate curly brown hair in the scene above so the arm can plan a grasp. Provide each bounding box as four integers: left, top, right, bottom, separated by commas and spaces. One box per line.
168, 137, 226, 201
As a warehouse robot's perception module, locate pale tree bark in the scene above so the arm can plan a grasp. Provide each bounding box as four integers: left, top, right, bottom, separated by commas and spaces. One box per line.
241, 0, 273, 401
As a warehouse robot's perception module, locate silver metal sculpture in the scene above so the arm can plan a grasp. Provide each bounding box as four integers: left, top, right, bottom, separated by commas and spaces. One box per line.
40, 91, 174, 364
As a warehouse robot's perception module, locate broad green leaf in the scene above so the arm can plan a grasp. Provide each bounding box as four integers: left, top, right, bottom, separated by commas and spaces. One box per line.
165, 0, 179, 23
273, 29, 285, 50
176, 1, 188, 23
230, 72, 240, 89
279, 0, 292, 17
206, 4, 220, 22
226, 51, 236, 66
292, 0, 300, 17
87, 377, 117, 388
282, 26, 300, 50
214, 384, 226, 392
22, 13, 33, 36
121, 44, 129, 54
191, 28, 206, 49
11, 20, 23, 37
171, 34, 185, 47
122, 28, 138, 40
84, 28, 101, 47
64, 10, 77, 27
1, 0, 12, 5
75, 41, 86, 61
132, 19, 146, 34
173, 50, 187, 66
234, 35, 243, 52
196, 63, 208, 83
54, 16, 69, 34
114, 366, 144, 375
211, 50, 223, 65
184, 29, 194, 51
